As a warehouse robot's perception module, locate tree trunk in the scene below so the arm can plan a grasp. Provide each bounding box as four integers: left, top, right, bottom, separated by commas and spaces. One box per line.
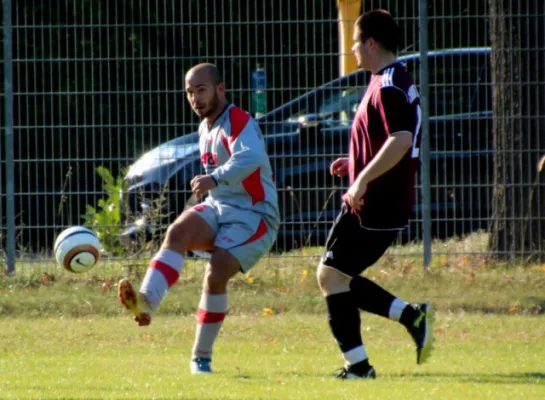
488, 0, 545, 262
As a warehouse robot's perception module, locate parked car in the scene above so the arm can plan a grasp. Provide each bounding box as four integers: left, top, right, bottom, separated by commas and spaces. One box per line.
119, 47, 493, 251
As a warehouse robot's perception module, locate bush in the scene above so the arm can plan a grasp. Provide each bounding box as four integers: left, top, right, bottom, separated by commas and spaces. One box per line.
82, 166, 126, 256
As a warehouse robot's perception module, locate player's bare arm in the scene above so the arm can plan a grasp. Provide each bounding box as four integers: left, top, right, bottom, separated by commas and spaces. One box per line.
357, 130, 412, 183
345, 131, 412, 210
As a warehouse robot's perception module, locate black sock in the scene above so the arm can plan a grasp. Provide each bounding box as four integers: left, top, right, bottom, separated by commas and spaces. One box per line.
325, 291, 362, 353
349, 276, 396, 318
350, 276, 419, 328
399, 304, 419, 328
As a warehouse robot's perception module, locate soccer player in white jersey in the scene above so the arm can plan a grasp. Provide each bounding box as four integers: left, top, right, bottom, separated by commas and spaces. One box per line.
117, 63, 280, 374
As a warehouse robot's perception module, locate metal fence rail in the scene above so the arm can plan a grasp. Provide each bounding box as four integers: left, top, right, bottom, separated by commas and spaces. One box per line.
1, 0, 544, 273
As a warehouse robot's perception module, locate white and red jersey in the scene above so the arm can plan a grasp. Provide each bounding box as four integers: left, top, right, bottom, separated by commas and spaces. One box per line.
199, 104, 280, 229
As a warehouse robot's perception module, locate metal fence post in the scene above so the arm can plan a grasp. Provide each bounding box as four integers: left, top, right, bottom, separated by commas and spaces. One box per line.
419, 0, 432, 270
3, 0, 15, 274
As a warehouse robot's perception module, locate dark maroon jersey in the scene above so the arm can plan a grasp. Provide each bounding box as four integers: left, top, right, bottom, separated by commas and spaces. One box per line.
347, 62, 422, 229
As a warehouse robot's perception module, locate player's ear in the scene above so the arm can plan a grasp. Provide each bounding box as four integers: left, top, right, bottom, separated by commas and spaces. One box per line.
216, 82, 225, 95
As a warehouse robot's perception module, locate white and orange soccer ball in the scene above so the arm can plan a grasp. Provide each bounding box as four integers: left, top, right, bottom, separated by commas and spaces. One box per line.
54, 226, 101, 273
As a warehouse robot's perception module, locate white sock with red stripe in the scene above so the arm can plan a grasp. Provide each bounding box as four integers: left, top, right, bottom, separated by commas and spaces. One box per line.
139, 249, 184, 311
192, 292, 227, 360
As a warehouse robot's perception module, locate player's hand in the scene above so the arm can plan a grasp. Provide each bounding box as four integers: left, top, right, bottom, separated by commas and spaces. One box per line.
330, 157, 349, 177
345, 179, 367, 211
190, 175, 217, 197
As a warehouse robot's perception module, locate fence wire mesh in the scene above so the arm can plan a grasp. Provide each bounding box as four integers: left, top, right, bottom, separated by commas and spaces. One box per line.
1, 0, 544, 274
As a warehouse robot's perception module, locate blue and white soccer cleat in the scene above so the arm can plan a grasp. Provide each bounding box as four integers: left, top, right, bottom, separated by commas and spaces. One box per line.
190, 357, 212, 374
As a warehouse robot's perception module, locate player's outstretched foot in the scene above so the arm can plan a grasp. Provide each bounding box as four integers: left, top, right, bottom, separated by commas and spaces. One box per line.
407, 303, 435, 365
118, 279, 152, 326
190, 357, 212, 374
335, 360, 376, 380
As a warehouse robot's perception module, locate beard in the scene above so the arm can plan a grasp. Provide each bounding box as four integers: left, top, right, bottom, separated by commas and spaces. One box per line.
198, 91, 221, 119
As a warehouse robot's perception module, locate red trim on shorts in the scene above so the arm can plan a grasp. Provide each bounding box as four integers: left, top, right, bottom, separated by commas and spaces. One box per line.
149, 260, 179, 288
241, 219, 268, 246
192, 204, 207, 212
197, 308, 226, 324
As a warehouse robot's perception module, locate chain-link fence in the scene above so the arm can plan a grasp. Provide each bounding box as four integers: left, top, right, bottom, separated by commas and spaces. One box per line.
1, 0, 544, 272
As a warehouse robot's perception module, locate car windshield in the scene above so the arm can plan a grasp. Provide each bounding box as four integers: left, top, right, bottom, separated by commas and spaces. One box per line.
263, 49, 491, 135
266, 71, 367, 133
285, 87, 364, 121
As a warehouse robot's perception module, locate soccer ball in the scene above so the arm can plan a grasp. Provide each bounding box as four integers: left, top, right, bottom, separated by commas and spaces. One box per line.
54, 226, 101, 273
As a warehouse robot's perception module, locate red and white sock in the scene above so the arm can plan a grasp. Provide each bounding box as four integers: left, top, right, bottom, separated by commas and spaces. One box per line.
139, 249, 184, 310
192, 293, 227, 359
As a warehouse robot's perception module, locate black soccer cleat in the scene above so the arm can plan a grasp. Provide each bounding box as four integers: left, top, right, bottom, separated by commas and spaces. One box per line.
335, 360, 377, 380
406, 303, 435, 365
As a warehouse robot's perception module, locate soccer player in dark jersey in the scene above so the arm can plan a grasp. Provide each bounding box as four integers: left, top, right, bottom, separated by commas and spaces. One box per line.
316, 9, 434, 379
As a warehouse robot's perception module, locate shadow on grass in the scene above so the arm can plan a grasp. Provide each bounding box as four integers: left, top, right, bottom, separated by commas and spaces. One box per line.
261, 370, 544, 384
230, 370, 545, 385
387, 371, 545, 385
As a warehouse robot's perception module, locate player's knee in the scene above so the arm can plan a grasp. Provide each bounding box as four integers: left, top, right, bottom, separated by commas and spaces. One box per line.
316, 263, 351, 296
163, 218, 190, 252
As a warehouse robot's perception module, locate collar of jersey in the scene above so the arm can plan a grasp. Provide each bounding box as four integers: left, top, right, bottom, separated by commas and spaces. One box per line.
376, 61, 403, 75
207, 103, 232, 129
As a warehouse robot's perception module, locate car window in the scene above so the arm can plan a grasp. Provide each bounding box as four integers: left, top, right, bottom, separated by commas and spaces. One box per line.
404, 53, 490, 116
470, 55, 491, 112
266, 51, 491, 135
318, 87, 365, 126
285, 73, 367, 127
432, 53, 490, 115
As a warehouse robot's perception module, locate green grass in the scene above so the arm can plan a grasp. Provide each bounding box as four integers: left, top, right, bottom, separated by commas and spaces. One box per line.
1, 233, 545, 398
1, 314, 544, 399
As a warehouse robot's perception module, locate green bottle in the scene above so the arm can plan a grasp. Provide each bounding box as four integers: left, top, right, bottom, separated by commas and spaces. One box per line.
251, 64, 267, 118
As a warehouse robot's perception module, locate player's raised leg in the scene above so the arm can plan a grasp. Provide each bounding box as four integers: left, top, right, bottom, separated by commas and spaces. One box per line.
349, 276, 435, 364
118, 205, 216, 326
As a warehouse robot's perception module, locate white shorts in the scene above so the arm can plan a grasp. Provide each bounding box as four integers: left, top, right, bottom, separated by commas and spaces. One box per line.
188, 199, 277, 272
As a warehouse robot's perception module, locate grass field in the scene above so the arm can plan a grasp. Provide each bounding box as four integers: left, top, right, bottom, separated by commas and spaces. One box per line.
1, 315, 544, 399
1, 235, 545, 399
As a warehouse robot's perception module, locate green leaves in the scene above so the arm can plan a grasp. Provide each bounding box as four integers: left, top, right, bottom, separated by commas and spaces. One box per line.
82, 166, 126, 256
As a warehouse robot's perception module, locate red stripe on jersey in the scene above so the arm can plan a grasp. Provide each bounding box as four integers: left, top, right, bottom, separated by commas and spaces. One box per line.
201, 152, 218, 166
196, 308, 226, 324
228, 106, 250, 144
149, 260, 179, 288
241, 219, 268, 246
220, 132, 231, 156
242, 168, 265, 205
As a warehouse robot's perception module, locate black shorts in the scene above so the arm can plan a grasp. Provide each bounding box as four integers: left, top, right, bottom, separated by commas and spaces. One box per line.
321, 204, 401, 277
